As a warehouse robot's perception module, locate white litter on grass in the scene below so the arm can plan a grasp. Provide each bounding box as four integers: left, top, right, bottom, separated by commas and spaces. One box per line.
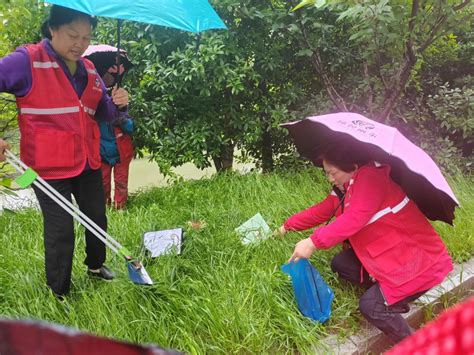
0, 188, 39, 211
143, 228, 183, 257
235, 212, 271, 245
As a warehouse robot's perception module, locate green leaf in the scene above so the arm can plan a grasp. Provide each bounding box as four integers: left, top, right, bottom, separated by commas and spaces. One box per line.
0, 178, 13, 187
296, 49, 313, 57
292, 0, 313, 12
291, 0, 325, 12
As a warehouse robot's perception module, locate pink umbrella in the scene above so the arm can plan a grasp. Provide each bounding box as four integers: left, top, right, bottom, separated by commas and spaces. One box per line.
281, 112, 459, 224
83, 44, 125, 57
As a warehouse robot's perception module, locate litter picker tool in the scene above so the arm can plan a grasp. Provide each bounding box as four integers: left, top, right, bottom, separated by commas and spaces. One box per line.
5, 149, 152, 285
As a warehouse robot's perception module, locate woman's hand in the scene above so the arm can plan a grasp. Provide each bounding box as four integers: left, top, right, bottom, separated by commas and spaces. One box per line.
288, 238, 316, 263
0, 139, 10, 161
111, 86, 129, 108
273, 225, 287, 238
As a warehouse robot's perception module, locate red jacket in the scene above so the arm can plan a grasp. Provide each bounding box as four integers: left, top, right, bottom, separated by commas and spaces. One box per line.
16, 42, 103, 179
115, 127, 134, 163
284, 164, 453, 305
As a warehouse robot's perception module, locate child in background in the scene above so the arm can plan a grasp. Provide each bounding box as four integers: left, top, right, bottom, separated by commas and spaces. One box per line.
84, 55, 135, 210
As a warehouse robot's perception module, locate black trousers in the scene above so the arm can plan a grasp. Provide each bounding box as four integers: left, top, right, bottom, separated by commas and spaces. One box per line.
33, 169, 107, 296
331, 248, 427, 344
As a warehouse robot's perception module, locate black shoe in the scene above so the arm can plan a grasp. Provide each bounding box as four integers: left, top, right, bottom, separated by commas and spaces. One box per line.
54, 293, 66, 302
87, 265, 115, 281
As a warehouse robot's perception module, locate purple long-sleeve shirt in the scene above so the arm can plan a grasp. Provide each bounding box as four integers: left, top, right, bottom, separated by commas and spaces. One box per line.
0, 39, 125, 122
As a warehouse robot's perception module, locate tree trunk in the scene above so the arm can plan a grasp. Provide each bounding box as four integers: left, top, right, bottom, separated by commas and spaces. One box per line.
378, 0, 472, 121
315, 49, 349, 112
379, 55, 417, 121
212, 142, 234, 172
298, 22, 348, 112
261, 120, 274, 173
259, 81, 274, 172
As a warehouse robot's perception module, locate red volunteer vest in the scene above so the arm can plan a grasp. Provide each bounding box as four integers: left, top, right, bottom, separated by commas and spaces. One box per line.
16, 41, 103, 179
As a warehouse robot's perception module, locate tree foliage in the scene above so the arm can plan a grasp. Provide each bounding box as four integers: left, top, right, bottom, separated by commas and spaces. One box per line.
0, 0, 472, 175
289, 0, 473, 171
94, 0, 306, 173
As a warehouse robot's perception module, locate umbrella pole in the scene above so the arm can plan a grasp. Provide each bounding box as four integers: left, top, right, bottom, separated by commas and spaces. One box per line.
195, 33, 201, 54
116, 19, 122, 88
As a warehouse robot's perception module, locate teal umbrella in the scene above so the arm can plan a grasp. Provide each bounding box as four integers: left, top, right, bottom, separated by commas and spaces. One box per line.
45, 0, 227, 32
46, 0, 227, 84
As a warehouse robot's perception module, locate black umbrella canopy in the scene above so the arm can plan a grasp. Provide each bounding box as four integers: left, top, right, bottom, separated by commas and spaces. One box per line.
282, 117, 458, 225
83, 44, 133, 78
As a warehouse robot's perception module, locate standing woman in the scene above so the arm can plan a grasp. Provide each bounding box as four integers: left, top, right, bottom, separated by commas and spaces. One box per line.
278, 147, 453, 344
0, 5, 130, 298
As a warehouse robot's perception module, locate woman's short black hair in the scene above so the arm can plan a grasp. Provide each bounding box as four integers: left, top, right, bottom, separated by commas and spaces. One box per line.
319, 143, 370, 173
41, 5, 98, 40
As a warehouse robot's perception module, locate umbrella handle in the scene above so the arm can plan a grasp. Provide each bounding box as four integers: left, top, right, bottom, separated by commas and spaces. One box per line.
116, 19, 122, 88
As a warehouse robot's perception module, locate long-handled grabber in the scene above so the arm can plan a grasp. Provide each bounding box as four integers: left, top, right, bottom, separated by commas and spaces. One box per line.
5, 149, 152, 285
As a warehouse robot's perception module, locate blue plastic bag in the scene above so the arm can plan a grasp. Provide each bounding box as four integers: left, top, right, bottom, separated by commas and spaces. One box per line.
281, 259, 334, 323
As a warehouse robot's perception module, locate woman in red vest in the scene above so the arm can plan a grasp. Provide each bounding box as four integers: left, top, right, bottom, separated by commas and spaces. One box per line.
0, 5, 130, 298
277, 146, 453, 344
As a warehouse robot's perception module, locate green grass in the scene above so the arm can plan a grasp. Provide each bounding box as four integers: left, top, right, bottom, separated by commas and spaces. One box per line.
432, 174, 474, 263
0, 169, 472, 353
